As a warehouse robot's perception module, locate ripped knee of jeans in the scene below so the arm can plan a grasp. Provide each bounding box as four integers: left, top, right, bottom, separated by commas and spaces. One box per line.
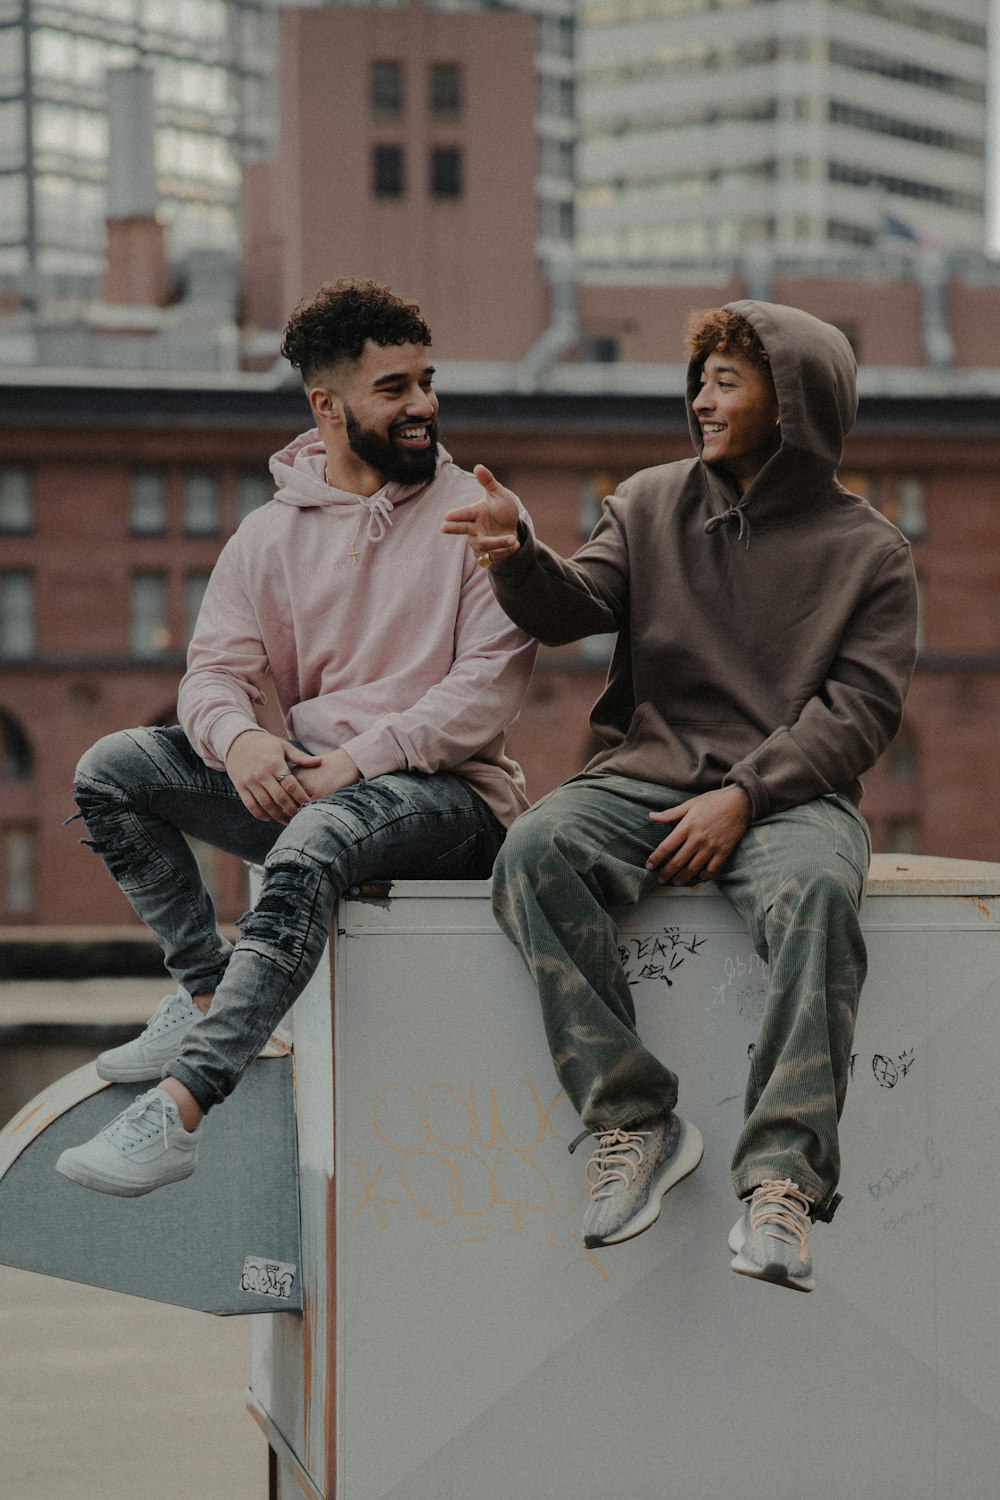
71, 780, 149, 886
236, 856, 324, 975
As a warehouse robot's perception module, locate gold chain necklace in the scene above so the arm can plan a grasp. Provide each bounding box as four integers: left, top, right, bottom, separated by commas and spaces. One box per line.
326, 480, 364, 565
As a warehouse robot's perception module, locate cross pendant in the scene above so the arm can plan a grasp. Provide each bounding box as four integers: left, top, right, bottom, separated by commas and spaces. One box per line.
349, 544, 360, 565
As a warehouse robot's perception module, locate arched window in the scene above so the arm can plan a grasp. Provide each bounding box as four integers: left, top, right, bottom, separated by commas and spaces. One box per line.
0, 708, 33, 781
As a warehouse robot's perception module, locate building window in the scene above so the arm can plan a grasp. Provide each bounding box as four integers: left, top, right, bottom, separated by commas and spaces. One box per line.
2, 823, 36, 915
882, 477, 927, 540
578, 471, 620, 538
0, 709, 33, 781
0, 468, 32, 533
581, 336, 619, 364
372, 61, 403, 116
373, 145, 404, 199
185, 570, 212, 646
541, 199, 574, 242
887, 816, 920, 855
130, 570, 170, 659
183, 472, 220, 536
129, 470, 167, 535
0, 571, 34, 659
235, 473, 272, 527
430, 147, 462, 199
429, 63, 462, 117
886, 724, 918, 780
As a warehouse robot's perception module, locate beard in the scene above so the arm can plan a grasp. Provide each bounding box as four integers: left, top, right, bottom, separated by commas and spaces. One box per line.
343, 405, 439, 486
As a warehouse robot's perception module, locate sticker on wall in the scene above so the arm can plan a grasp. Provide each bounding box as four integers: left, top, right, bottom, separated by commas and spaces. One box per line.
241, 1255, 297, 1300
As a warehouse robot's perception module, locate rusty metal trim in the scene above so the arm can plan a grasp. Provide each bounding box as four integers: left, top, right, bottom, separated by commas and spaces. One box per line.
246, 1391, 327, 1500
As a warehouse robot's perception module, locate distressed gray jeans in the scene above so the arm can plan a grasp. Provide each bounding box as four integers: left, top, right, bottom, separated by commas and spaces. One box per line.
74, 725, 504, 1112
491, 774, 871, 1211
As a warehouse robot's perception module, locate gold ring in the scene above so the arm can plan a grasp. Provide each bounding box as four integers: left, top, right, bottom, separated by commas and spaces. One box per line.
477, 553, 493, 569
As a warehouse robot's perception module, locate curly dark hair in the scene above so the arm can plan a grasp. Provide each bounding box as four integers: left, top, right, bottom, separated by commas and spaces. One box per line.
280, 278, 432, 384
684, 308, 770, 373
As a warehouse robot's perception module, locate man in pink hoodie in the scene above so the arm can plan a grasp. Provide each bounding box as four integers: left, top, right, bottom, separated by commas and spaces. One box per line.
57, 278, 536, 1197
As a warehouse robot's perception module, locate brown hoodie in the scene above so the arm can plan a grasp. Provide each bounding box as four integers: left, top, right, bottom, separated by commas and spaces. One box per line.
491, 299, 918, 820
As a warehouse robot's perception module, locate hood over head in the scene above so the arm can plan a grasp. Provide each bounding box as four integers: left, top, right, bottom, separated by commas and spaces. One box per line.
267, 428, 453, 543
686, 299, 858, 535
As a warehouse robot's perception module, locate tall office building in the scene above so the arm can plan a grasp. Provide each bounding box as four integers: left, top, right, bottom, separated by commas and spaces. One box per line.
576, 0, 990, 263
0, 0, 280, 287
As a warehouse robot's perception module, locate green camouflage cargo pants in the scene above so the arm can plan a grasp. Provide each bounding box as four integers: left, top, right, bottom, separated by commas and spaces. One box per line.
491, 774, 870, 1210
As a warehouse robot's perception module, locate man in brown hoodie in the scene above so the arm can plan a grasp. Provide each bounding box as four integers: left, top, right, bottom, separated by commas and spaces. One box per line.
443, 300, 918, 1291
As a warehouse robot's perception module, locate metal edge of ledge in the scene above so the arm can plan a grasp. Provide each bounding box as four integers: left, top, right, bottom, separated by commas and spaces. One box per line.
245, 1393, 326, 1500
340, 858, 1000, 906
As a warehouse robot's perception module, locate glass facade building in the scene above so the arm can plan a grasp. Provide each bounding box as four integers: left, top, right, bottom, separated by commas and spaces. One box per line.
576, 0, 990, 262
0, 0, 279, 285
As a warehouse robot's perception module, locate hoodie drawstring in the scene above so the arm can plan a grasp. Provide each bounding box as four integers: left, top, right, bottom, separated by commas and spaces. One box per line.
704, 506, 752, 547
356, 493, 394, 543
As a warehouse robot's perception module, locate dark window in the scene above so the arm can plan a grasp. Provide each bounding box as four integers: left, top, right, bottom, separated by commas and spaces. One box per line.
430, 147, 462, 200
372, 61, 403, 116
582, 336, 619, 364
373, 145, 404, 199
0, 709, 33, 780
182, 472, 220, 536
0, 468, 31, 533
130, 571, 170, 659
887, 726, 918, 780
882, 478, 927, 540
2, 823, 36, 915
235, 473, 273, 527
429, 63, 461, 117
129, 470, 167, 535
0, 571, 33, 659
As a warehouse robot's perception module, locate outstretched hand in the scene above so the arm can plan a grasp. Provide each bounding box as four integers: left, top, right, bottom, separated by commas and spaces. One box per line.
441, 464, 522, 567
646, 787, 752, 885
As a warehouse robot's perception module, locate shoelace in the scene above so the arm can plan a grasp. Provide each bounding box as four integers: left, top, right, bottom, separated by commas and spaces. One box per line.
146, 992, 189, 1037
747, 1178, 812, 1251
585, 1127, 651, 1201
109, 1093, 175, 1156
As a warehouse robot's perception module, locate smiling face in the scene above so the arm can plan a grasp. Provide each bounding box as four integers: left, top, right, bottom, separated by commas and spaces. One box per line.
692, 349, 781, 494
311, 339, 439, 493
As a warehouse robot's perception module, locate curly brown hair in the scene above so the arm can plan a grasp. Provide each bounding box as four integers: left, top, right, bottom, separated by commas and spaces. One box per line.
684, 308, 770, 373
280, 278, 432, 384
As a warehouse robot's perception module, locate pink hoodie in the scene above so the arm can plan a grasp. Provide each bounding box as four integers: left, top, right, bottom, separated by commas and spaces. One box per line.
177, 429, 536, 826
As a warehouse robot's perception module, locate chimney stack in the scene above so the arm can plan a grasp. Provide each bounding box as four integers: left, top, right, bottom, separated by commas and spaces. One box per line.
103, 66, 170, 307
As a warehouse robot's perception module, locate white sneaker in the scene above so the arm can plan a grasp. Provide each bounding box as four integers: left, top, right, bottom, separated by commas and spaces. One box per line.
96, 987, 202, 1082
55, 1089, 201, 1197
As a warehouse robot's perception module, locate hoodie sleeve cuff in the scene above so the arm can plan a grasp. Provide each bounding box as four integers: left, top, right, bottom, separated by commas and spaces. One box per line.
490, 518, 539, 586
722, 765, 769, 822
212, 716, 268, 768
340, 727, 407, 781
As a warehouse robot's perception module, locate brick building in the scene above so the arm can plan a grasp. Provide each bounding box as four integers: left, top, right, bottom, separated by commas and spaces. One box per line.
1, 332, 999, 927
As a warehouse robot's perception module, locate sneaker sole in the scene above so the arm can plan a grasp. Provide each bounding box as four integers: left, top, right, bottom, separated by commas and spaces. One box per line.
730, 1250, 815, 1293
586, 1120, 705, 1248
95, 1057, 173, 1083
55, 1151, 197, 1198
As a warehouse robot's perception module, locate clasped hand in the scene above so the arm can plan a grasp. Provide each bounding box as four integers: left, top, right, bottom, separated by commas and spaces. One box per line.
646, 786, 752, 885
226, 730, 360, 824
